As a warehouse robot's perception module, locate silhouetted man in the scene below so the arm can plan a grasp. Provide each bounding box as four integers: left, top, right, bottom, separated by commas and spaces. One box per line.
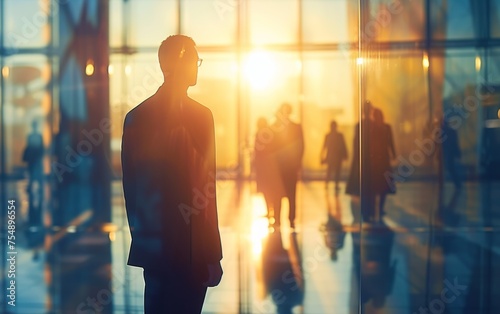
22, 119, 45, 258
321, 120, 348, 192
272, 103, 304, 228
441, 116, 462, 191
346, 101, 376, 222
121, 35, 223, 313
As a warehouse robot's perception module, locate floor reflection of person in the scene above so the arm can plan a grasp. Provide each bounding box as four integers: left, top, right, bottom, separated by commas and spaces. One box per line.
272, 103, 304, 228
321, 120, 348, 193
254, 117, 285, 224
371, 108, 396, 218
351, 222, 397, 310
261, 231, 304, 314
121, 35, 223, 313
22, 119, 45, 258
321, 193, 346, 261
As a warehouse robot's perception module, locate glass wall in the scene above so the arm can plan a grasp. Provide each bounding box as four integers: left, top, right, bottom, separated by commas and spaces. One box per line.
1, 0, 500, 313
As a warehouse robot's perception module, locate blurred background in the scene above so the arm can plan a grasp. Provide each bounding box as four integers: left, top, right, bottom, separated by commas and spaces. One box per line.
1, 0, 500, 313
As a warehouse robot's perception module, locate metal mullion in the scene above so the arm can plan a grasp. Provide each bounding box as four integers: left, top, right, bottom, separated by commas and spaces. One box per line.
0, 0, 6, 310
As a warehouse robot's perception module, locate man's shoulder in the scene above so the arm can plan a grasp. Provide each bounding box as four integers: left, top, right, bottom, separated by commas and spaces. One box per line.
184, 97, 213, 119
124, 95, 157, 126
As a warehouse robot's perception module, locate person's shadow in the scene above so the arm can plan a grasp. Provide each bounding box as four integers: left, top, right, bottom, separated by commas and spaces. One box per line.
261, 230, 304, 314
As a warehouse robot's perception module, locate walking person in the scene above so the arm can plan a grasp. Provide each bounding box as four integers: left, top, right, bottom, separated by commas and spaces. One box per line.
22, 119, 45, 259
371, 108, 396, 218
272, 103, 304, 228
254, 117, 285, 225
321, 120, 348, 193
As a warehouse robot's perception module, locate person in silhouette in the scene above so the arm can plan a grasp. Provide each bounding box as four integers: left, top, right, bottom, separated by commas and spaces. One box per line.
371, 108, 396, 218
121, 35, 223, 313
272, 103, 304, 228
346, 101, 377, 222
321, 120, 348, 193
254, 117, 285, 224
440, 115, 462, 191
436, 115, 462, 225
22, 119, 45, 258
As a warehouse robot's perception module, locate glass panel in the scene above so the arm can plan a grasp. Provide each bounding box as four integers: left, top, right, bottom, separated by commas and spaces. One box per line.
248, 0, 299, 45
302, 0, 357, 43
430, 0, 475, 40
362, 49, 430, 225
181, 0, 236, 46
359, 43, 500, 312
128, 0, 177, 47
4, 0, 51, 49
364, 0, 425, 42
358, 50, 433, 312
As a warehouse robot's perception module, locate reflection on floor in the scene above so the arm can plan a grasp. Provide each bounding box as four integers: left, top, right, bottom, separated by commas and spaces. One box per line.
3, 179, 500, 313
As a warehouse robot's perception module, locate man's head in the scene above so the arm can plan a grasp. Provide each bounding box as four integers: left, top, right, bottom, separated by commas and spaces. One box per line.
330, 120, 337, 131
363, 100, 373, 119
277, 103, 292, 120
373, 107, 383, 122
158, 35, 199, 87
31, 119, 39, 131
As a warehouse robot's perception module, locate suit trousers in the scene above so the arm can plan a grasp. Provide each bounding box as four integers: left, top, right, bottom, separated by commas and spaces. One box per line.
143, 268, 207, 314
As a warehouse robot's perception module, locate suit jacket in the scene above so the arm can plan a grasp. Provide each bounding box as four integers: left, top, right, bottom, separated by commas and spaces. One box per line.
121, 85, 222, 276
323, 131, 348, 166
273, 120, 304, 175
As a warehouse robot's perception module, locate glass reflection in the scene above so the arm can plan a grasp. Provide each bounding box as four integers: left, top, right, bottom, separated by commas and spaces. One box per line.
352, 222, 396, 311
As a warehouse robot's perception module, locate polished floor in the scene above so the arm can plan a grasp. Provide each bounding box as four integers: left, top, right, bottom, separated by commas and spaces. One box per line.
2, 178, 500, 313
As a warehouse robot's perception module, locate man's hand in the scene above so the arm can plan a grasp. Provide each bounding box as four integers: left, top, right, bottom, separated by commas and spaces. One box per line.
204, 262, 223, 287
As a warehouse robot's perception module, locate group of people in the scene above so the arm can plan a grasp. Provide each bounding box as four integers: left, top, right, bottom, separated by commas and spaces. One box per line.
253, 100, 397, 226
253, 103, 305, 229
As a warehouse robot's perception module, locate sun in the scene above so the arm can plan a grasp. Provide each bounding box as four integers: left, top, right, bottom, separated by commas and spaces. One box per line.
243, 50, 277, 90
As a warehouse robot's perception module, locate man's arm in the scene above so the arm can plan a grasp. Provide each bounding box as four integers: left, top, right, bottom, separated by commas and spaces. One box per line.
298, 123, 305, 162
203, 110, 223, 287
121, 114, 137, 234
320, 134, 328, 163
204, 111, 223, 262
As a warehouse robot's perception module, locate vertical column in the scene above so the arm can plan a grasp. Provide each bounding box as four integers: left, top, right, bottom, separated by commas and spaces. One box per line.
52, 1, 112, 313
0, 0, 7, 313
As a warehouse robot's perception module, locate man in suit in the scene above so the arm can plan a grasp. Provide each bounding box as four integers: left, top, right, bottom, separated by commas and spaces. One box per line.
272, 103, 304, 228
121, 35, 223, 313
321, 120, 348, 193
